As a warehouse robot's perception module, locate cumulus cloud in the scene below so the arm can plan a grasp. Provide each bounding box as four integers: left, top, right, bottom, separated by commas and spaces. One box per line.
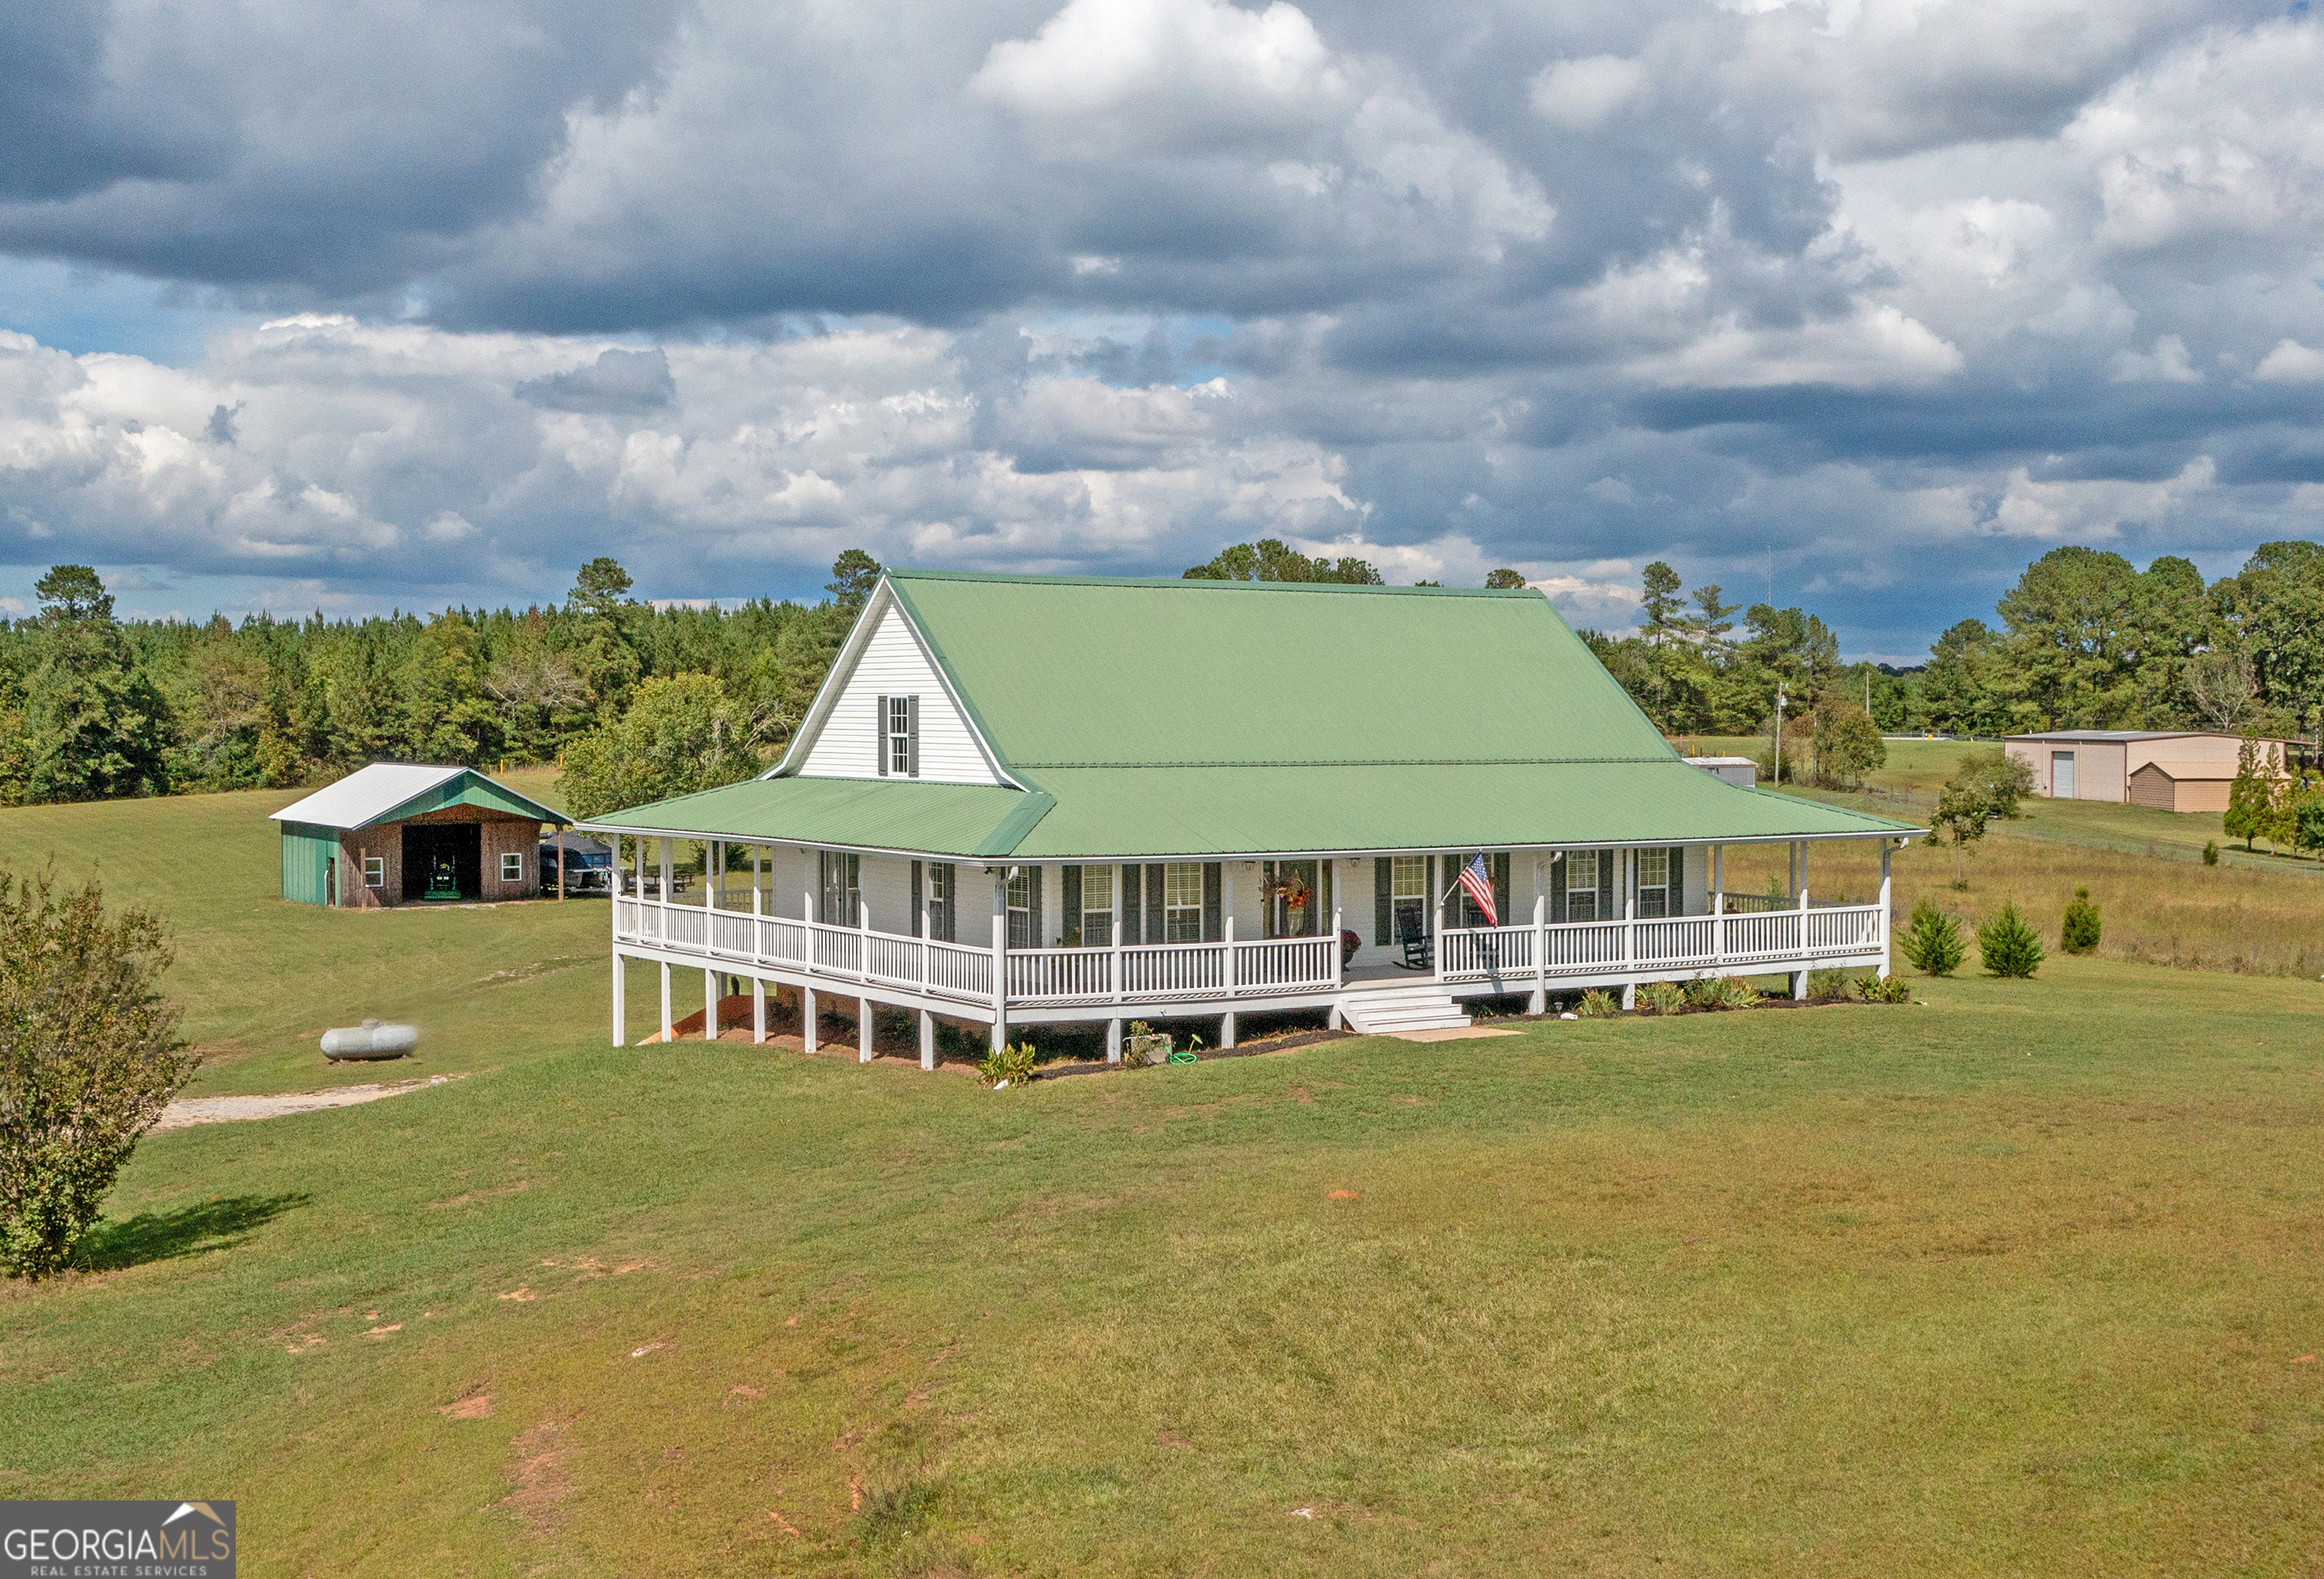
0, 0, 2316, 653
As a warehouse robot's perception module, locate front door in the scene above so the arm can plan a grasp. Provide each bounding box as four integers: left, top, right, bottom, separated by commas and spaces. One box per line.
1264, 861, 1319, 938
2052, 751, 2076, 799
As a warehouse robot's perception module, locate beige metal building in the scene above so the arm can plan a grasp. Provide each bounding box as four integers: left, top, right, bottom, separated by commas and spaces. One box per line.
2003, 730, 2287, 813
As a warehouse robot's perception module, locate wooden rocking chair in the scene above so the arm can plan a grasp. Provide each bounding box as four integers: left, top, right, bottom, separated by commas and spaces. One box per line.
1395, 910, 1433, 970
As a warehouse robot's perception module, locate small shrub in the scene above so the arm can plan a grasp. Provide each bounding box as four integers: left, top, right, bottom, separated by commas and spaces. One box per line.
2060, 887, 2102, 954
1708, 976, 1760, 1009
1899, 898, 1966, 976
2202, 839, 2220, 866
1853, 972, 1912, 1003
1, 870, 192, 1279
1805, 969, 1853, 1003
1637, 980, 1688, 1015
1683, 976, 1724, 1008
1576, 988, 1621, 1018
978, 1041, 1038, 1088
1976, 903, 2045, 979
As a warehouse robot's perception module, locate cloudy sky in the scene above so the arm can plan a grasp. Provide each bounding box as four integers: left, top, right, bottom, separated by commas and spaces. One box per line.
2, 0, 2319, 657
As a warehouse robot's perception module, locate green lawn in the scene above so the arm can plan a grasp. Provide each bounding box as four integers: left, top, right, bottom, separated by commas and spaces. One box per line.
4, 789, 2323, 1575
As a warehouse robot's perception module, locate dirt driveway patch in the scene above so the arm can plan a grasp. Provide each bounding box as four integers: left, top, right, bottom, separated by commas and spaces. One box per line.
156, 1074, 465, 1130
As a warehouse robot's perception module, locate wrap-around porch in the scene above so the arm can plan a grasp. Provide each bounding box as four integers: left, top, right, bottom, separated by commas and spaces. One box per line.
603, 834, 1895, 1067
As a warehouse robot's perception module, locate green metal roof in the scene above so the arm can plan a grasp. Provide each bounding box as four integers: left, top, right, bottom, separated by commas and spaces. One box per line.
587, 775, 1045, 857
886, 570, 1672, 766
587, 570, 1918, 856
1007, 762, 1908, 858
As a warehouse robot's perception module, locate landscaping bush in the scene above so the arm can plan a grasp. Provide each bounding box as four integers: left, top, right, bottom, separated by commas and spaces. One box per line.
1805, 969, 1854, 1003
1637, 981, 1688, 1015
1706, 976, 1760, 1009
2202, 839, 2220, 866
0, 869, 192, 1280
2060, 888, 2102, 954
977, 1041, 1038, 1088
1977, 903, 2045, 979
1683, 976, 1724, 1008
1899, 898, 1966, 976
1575, 988, 1621, 1019
1853, 972, 1912, 1003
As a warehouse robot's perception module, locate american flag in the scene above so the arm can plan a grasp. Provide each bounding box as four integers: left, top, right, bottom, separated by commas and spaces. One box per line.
1456, 852, 1497, 926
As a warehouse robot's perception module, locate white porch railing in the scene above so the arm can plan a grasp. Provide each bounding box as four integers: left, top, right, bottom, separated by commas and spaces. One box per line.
614, 898, 1338, 1009
1437, 898, 1887, 984
617, 892, 1883, 1011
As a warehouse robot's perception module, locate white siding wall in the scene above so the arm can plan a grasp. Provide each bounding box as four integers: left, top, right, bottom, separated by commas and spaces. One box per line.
797, 603, 999, 784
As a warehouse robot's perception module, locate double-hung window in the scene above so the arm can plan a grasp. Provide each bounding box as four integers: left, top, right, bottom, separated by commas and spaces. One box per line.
818, 850, 860, 926
1162, 862, 1204, 943
877, 695, 918, 777
1081, 865, 1114, 947
1564, 850, 1599, 922
1390, 855, 1427, 941
925, 862, 955, 943
500, 852, 524, 884
1635, 849, 1670, 919
1006, 866, 1037, 948
364, 856, 385, 889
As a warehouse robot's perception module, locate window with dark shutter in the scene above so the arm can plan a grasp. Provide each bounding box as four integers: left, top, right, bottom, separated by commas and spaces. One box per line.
911, 860, 923, 938
1550, 852, 1568, 921
875, 695, 889, 776
1060, 865, 1082, 945
1598, 849, 1614, 920
1668, 847, 1685, 915
1145, 863, 1165, 943
928, 862, 955, 942
1374, 857, 1391, 945
1201, 863, 1222, 942
1121, 863, 1142, 945
906, 695, 919, 777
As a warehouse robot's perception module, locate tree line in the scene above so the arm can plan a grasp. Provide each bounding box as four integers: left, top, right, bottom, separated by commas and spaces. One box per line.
1579, 541, 2324, 762
10, 534, 2321, 815
0, 551, 886, 813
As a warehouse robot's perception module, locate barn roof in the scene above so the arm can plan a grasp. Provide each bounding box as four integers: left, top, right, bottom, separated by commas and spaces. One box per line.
271, 763, 566, 831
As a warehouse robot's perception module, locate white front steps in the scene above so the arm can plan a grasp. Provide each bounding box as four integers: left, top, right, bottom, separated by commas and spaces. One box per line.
1337, 983, 1472, 1035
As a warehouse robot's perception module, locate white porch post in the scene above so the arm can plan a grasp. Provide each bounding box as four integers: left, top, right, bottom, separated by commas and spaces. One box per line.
704, 966, 718, 1042
611, 952, 625, 1046
1223, 865, 1237, 1001
659, 837, 674, 901
1110, 862, 1124, 1005
659, 961, 672, 1044
1106, 1016, 1122, 1065
702, 839, 720, 1041
859, 996, 874, 1062
1792, 871, 1810, 1000
1714, 878, 1726, 970
752, 844, 761, 915
1221, 1011, 1236, 1049
802, 986, 818, 1053
1331, 895, 1344, 987
752, 976, 766, 1043
1529, 881, 1547, 1015
1878, 841, 1894, 980
991, 868, 1009, 1053
920, 1009, 937, 1071
1620, 847, 1637, 1011
1432, 875, 1445, 986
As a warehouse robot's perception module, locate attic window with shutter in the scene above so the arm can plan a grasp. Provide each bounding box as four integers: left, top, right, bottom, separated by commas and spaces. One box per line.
878, 695, 919, 777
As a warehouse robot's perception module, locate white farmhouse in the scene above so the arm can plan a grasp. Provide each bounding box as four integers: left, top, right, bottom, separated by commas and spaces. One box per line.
581, 571, 1919, 1062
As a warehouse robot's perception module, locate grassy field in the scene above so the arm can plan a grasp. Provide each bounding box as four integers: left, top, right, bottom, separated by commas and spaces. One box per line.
5, 788, 2324, 1575
1685, 737, 2324, 979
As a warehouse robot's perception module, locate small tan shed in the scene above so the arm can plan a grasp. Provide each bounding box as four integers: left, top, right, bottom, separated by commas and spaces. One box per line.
2127, 762, 2234, 814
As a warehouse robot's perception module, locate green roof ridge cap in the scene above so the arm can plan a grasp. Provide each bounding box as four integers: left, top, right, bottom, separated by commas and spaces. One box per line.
885, 568, 1540, 597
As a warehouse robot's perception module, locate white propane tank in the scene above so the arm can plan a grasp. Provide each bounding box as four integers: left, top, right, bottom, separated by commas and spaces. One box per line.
321, 1018, 418, 1061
